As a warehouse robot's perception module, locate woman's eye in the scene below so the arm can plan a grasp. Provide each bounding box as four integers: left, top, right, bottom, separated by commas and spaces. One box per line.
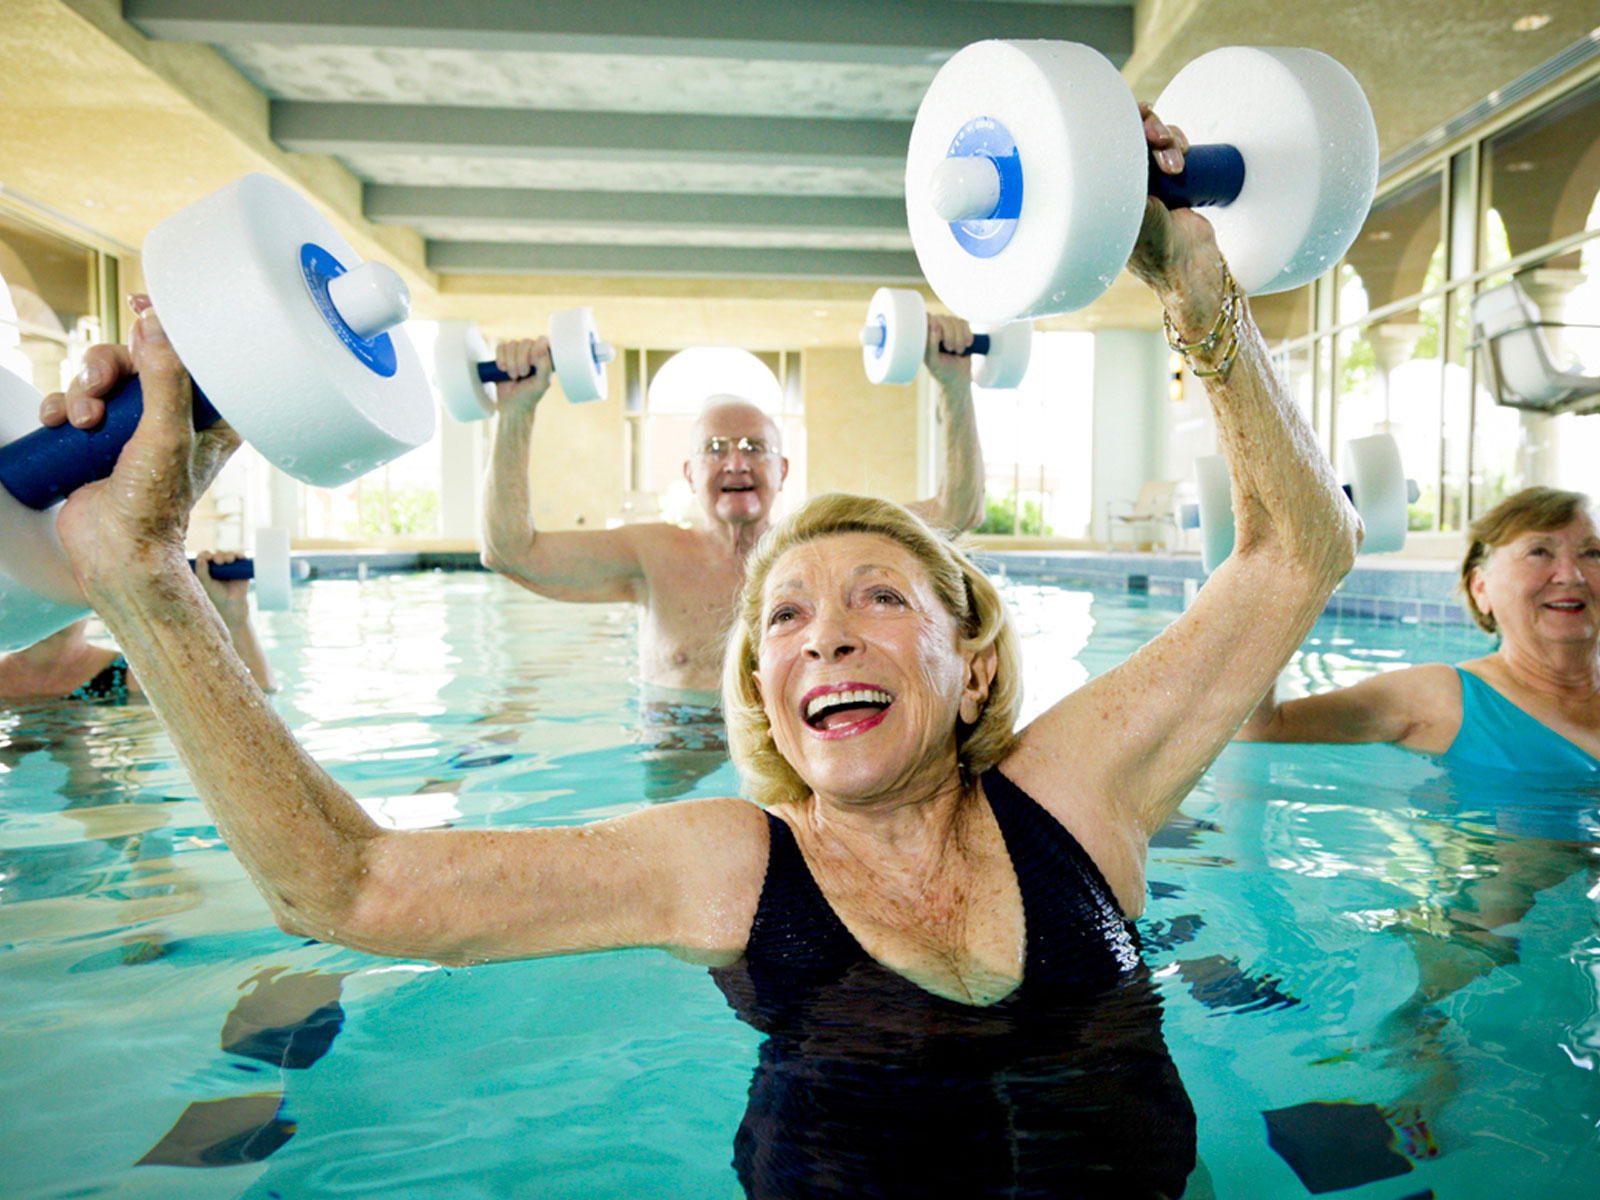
870, 589, 904, 606
767, 606, 797, 626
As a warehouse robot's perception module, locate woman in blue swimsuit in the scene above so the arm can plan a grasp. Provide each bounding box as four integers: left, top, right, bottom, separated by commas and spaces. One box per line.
1239, 485, 1600, 1153
1240, 487, 1600, 774
45, 111, 1358, 1196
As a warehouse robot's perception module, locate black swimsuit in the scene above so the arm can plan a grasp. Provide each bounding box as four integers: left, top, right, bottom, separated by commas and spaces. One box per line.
65, 656, 131, 704
711, 767, 1196, 1199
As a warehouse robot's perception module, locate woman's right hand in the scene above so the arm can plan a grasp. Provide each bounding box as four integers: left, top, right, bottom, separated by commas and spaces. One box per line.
51, 298, 239, 595
1126, 103, 1232, 337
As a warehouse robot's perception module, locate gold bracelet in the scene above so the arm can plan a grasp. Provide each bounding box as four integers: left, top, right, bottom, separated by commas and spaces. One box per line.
1163, 261, 1244, 382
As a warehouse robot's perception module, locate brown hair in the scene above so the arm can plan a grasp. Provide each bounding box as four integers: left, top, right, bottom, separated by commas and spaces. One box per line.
721, 493, 1021, 806
1460, 486, 1593, 633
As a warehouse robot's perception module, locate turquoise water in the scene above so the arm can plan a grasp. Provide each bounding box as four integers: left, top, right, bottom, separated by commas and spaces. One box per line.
1, 571, 1597, 1197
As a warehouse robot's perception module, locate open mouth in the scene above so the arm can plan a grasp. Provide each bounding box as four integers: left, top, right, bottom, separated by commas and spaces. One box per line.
803, 686, 893, 732
1545, 598, 1588, 612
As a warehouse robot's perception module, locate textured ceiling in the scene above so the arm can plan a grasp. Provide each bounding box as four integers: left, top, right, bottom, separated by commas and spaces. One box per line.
2, 1, 1597, 345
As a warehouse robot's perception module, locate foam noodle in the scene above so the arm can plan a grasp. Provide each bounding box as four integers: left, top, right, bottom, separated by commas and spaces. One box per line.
1345, 433, 1408, 554
143, 174, 436, 489
907, 40, 1147, 325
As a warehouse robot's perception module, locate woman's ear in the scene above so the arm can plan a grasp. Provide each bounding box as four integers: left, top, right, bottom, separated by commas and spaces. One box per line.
1468, 564, 1491, 621
959, 641, 998, 725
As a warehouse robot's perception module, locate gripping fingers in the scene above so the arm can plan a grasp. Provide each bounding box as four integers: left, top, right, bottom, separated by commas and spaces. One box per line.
1138, 102, 1187, 175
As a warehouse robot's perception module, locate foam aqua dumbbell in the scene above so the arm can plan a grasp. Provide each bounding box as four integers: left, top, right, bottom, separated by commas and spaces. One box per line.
433, 310, 614, 421
0, 365, 297, 648
905, 41, 1378, 325
0, 173, 435, 650
1195, 434, 1418, 573
859, 287, 1032, 388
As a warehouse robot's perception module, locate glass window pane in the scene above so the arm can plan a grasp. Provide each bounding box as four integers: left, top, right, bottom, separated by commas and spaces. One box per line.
0, 209, 100, 395
975, 331, 1093, 537
1483, 73, 1600, 268
1335, 300, 1445, 534
1344, 170, 1444, 313
1249, 283, 1313, 348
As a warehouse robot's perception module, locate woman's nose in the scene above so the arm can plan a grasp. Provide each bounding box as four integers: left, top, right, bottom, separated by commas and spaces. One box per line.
803, 610, 860, 660
1552, 551, 1591, 582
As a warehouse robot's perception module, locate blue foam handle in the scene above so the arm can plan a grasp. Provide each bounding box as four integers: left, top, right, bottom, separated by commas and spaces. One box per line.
478, 361, 552, 385
966, 333, 992, 357
0, 375, 224, 511
1148, 143, 1246, 210
190, 556, 254, 581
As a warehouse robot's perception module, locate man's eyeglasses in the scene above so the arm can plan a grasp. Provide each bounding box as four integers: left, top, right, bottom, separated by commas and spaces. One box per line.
697, 436, 773, 459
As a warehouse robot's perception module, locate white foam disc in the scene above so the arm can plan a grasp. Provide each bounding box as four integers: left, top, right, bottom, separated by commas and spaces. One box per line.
548, 308, 607, 403
0, 365, 92, 649
1155, 47, 1378, 295
907, 40, 1147, 325
252, 526, 293, 611
1194, 453, 1235, 574
1345, 433, 1408, 554
862, 288, 927, 385
433, 320, 497, 423
972, 321, 1032, 389
143, 173, 436, 489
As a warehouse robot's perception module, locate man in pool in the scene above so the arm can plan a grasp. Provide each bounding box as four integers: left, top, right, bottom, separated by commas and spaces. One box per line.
479, 315, 986, 695
479, 316, 986, 796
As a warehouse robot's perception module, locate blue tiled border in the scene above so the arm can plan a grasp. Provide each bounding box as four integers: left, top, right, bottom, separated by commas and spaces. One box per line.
981, 551, 1471, 627
287, 548, 1473, 628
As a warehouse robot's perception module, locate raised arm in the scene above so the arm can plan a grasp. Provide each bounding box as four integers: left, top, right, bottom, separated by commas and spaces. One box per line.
1006, 107, 1360, 857
480, 335, 648, 604
195, 550, 275, 692
55, 305, 766, 967
906, 313, 985, 533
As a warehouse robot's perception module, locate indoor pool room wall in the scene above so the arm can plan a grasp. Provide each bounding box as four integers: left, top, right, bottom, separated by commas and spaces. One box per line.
2, 562, 1597, 1199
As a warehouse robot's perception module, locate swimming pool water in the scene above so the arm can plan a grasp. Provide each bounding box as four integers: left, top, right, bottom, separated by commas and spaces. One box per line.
1, 571, 1597, 1198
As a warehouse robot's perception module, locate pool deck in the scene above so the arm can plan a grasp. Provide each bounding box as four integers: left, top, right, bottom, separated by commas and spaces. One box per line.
291, 548, 1471, 627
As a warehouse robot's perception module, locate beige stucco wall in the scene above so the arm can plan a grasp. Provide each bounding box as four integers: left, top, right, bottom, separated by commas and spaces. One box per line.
801, 346, 920, 507
524, 369, 629, 532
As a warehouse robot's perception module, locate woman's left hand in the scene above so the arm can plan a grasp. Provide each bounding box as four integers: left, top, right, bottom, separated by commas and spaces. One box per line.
53, 297, 241, 593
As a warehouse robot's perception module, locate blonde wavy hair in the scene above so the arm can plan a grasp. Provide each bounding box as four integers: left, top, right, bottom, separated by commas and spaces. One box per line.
1460, 486, 1593, 634
722, 492, 1022, 807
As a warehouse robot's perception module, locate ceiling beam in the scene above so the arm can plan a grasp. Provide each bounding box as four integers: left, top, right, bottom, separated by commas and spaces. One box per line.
428, 241, 923, 281
365, 185, 907, 237
273, 102, 912, 169
125, 0, 1135, 66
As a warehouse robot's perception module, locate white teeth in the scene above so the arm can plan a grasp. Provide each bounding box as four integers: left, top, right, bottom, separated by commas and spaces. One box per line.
806, 689, 891, 720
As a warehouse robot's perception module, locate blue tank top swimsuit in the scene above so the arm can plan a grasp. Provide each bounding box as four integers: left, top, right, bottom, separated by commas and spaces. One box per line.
1445, 667, 1600, 775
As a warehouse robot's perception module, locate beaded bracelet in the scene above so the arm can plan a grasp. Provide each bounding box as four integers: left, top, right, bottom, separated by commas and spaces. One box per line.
1163, 261, 1244, 382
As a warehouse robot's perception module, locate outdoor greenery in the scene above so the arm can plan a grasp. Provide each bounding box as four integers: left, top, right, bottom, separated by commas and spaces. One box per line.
977, 492, 1052, 536
353, 487, 439, 537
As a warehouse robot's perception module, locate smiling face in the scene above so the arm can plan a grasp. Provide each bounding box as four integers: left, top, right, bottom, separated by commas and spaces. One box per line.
1469, 511, 1600, 650
752, 531, 995, 804
684, 399, 788, 528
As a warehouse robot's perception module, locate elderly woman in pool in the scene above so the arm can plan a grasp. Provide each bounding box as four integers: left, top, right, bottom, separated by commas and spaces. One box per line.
1241, 486, 1600, 770
48, 147, 1356, 1012
1238, 486, 1599, 1094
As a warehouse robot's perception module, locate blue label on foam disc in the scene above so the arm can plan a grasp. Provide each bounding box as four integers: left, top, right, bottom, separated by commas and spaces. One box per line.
945, 118, 1022, 259
300, 243, 399, 377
